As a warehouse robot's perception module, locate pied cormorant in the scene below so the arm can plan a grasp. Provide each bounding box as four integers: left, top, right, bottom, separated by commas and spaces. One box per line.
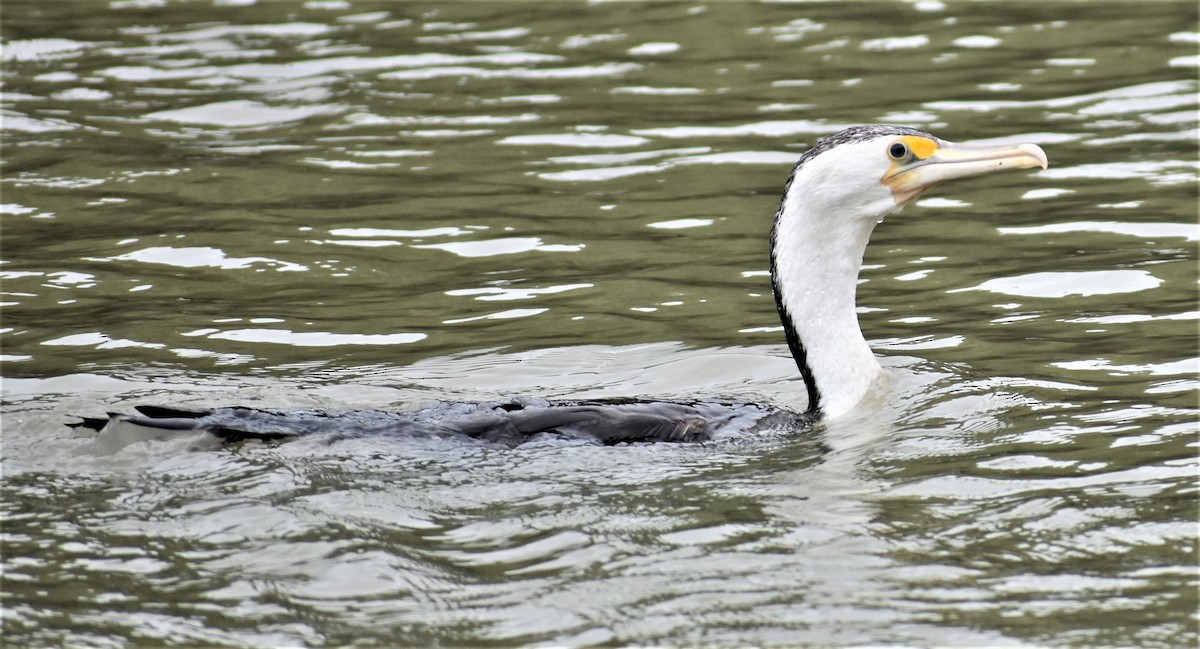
72, 125, 1047, 449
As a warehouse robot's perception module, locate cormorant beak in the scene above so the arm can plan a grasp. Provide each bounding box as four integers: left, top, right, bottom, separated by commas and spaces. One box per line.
883, 138, 1048, 205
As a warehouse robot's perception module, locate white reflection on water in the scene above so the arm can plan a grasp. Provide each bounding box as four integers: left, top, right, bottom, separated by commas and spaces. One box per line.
0, 203, 38, 215
0, 111, 81, 133
611, 85, 704, 96
1066, 311, 1199, 324
320, 238, 402, 246
350, 112, 540, 127
999, 220, 1200, 241
380, 62, 640, 81
146, 21, 335, 42
418, 27, 532, 44
648, 218, 713, 230
342, 149, 433, 158
953, 270, 1163, 298
195, 328, 427, 347
331, 226, 469, 238
51, 88, 114, 102
861, 35, 930, 51
304, 158, 401, 170
415, 237, 585, 257
42, 331, 166, 350
1052, 357, 1200, 376
2, 38, 93, 61
539, 149, 796, 182
97, 246, 309, 272
915, 197, 971, 208
953, 35, 1002, 48
890, 461, 1197, 500
632, 119, 856, 139
874, 335, 964, 351
442, 308, 547, 324
626, 42, 680, 56
446, 283, 593, 301
101, 51, 566, 82
1021, 187, 1074, 199
926, 80, 1195, 112
499, 133, 648, 147
1039, 160, 1200, 185
145, 99, 347, 127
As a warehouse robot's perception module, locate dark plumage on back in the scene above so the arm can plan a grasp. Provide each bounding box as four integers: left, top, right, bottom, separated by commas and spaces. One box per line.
72, 399, 807, 448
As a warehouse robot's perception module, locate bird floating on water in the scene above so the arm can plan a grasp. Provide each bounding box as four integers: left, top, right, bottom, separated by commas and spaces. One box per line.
73, 125, 1047, 449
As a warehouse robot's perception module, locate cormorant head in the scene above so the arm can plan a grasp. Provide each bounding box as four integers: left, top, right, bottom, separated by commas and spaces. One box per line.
784, 124, 1048, 229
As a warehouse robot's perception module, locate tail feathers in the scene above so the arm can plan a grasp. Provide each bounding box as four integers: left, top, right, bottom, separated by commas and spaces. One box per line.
124, 407, 299, 443
70, 406, 299, 451
67, 415, 113, 433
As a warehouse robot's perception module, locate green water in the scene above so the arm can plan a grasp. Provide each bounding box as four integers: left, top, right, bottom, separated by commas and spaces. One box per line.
2, 2, 1197, 647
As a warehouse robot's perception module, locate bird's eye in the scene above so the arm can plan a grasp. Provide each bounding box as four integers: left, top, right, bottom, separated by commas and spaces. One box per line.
888, 142, 909, 160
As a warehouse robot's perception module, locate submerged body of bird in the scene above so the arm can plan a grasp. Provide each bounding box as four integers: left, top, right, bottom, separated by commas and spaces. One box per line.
73, 125, 1047, 448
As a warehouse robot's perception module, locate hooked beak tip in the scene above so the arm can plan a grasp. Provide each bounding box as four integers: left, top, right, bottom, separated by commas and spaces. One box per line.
1016, 142, 1049, 170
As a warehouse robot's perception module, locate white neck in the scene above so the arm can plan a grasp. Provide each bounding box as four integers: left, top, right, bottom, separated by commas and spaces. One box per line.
770, 162, 897, 420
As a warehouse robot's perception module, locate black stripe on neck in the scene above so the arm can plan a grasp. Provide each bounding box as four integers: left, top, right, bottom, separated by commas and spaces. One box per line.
770, 272, 823, 419
769, 214, 822, 419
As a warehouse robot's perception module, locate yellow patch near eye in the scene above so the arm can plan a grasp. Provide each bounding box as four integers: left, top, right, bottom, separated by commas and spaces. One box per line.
900, 135, 939, 159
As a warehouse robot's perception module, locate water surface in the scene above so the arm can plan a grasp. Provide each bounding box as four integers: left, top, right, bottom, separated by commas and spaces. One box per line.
2, 2, 1197, 647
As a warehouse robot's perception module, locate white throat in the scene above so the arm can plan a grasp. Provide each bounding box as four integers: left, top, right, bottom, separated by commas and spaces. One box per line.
770, 147, 901, 420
